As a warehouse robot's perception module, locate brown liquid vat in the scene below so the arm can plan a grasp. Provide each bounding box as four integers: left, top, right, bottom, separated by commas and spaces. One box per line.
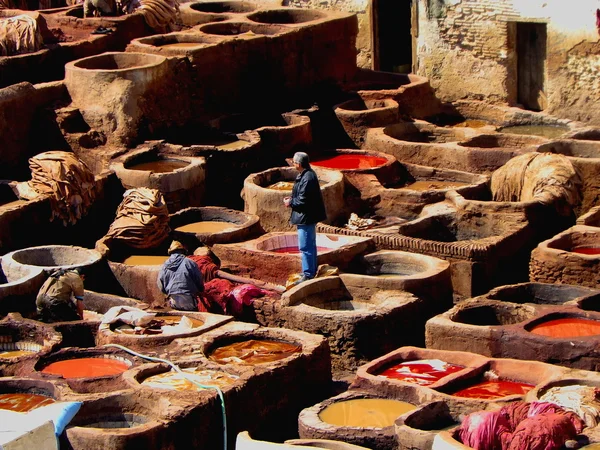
111, 150, 206, 214
170, 206, 261, 246
299, 391, 414, 450
199, 21, 287, 36
127, 33, 219, 56
242, 166, 344, 232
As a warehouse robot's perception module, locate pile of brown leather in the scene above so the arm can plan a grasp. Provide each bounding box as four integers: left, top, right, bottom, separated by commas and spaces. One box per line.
97, 187, 170, 251
27, 151, 96, 226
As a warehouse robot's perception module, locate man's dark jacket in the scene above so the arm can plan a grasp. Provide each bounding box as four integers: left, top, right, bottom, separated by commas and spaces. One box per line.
289, 168, 327, 225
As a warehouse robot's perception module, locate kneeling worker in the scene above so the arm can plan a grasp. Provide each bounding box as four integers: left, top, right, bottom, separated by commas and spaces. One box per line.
158, 240, 204, 311
36, 268, 85, 323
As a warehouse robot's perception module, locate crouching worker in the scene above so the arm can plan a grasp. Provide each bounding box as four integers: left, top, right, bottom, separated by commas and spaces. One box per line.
158, 241, 204, 311
36, 268, 85, 323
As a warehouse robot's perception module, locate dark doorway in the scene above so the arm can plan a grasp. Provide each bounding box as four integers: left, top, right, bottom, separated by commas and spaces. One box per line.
373, 0, 414, 73
516, 22, 547, 111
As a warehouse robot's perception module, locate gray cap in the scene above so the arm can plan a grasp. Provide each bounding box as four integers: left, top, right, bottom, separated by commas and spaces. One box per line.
293, 152, 310, 168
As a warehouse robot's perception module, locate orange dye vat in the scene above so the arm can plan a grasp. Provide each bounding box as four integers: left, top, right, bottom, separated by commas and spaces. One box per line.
377, 359, 464, 386
312, 154, 387, 170
41, 357, 130, 378
209, 339, 301, 365
451, 380, 533, 399
319, 398, 416, 428
529, 318, 600, 338
571, 247, 600, 256
271, 246, 329, 254
0, 393, 55, 412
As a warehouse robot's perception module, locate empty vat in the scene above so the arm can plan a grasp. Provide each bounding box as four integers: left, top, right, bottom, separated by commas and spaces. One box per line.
2, 245, 102, 277
247, 8, 325, 24
65, 52, 169, 146
242, 167, 344, 232
334, 98, 399, 147
180, 1, 257, 26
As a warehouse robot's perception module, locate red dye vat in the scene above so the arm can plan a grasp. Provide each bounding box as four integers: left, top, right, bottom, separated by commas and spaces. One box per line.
0, 393, 55, 412
377, 359, 464, 386
311, 154, 387, 170
451, 380, 534, 399
571, 247, 600, 255
41, 357, 130, 378
271, 246, 329, 254
529, 318, 600, 338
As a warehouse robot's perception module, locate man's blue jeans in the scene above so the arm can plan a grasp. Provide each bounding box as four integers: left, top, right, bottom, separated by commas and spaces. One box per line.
297, 224, 317, 278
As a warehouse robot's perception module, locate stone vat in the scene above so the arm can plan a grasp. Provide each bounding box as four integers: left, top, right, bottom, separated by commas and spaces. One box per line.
34, 347, 140, 394
0, 315, 62, 371
2, 245, 102, 275
212, 232, 374, 284
180, 1, 258, 27
65, 52, 170, 147
364, 121, 529, 174
0, 256, 46, 316
126, 33, 220, 56
242, 167, 344, 232
530, 225, 600, 289
425, 287, 600, 370
170, 206, 261, 247
96, 311, 233, 351
209, 111, 313, 160
320, 198, 533, 298
298, 390, 420, 450
333, 97, 399, 147
254, 275, 423, 374
111, 150, 206, 213
340, 250, 452, 310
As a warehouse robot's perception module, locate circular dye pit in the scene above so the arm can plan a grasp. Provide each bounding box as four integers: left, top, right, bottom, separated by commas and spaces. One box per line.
265, 181, 326, 191
571, 247, 600, 256
209, 339, 301, 365
450, 380, 534, 399
311, 154, 387, 170
141, 367, 238, 391
377, 359, 464, 386
126, 159, 189, 173
112, 315, 204, 335
400, 180, 470, 191
499, 125, 569, 139
529, 317, 600, 338
452, 119, 490, 128
83, 413, 149, 429
41, 357, 131, 378
119, 255, 169, 266
0, 350, 35, 358
0, 393, 55, 412
174, 221, 238, 234
271, 246, 329, 254
319, 399, 416, 428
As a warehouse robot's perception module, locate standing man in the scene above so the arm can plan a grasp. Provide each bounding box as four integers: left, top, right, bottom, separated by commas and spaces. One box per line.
36, 268, 85, 323
283, 152, 327, 283
158, 240, 204, 311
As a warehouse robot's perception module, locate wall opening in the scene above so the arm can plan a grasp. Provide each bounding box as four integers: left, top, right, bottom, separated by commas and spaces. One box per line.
372, 0, 415, 73
516, 22, 547, 111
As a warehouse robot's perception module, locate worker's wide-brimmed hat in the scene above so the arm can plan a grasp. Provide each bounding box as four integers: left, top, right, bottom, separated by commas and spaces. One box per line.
168, 240, 186, 254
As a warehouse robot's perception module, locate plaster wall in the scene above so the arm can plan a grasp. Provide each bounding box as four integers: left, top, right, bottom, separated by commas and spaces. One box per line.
415, 0, 600, 125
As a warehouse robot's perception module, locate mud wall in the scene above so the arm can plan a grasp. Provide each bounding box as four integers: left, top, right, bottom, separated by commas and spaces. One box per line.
414, 0, 600, 125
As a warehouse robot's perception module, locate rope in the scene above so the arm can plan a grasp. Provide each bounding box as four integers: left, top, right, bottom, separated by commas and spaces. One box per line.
102, 344, 228, 450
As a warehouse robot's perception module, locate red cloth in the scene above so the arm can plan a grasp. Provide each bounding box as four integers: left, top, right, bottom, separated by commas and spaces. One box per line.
188, 255, 219, 282
596, 9, 600, 36
230, 284, 266, 315
199, 278, 234, 314
501, 402, 530, 431
506, 412, 584, 450
528, 402, 566, 418
457, 410, 511, 450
